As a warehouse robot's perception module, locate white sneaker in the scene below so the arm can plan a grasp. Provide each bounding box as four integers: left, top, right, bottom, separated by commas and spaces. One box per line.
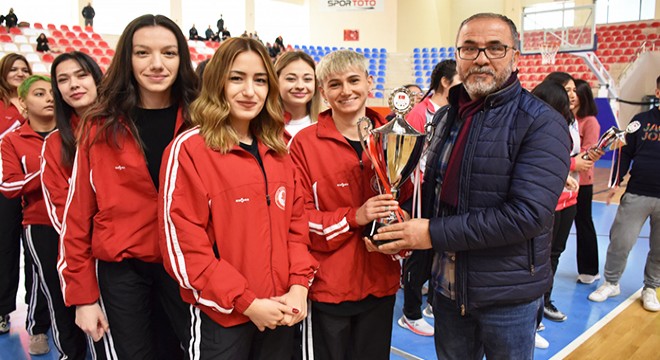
537, 322, 545, 332
397, 315, 434, 336
422, 304, 434, 318
577, 273, 601, 284
641, 288, 660, 312
535, 333, 549, 349
588, 281, 621, 302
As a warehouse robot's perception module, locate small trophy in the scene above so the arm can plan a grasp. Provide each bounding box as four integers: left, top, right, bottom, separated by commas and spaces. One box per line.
581, 122, 639, 160
357, 87, 425, 245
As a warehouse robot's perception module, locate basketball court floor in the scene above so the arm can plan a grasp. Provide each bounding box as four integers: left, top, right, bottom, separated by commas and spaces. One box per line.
0, 162, 658, 360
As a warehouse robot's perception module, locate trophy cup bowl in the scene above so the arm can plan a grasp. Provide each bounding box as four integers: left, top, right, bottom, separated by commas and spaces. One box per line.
581, 123, 637, 160
357, 87, 426, 245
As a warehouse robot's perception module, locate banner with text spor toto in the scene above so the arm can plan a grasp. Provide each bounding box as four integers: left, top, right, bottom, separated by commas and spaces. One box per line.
320, 0, 384, 12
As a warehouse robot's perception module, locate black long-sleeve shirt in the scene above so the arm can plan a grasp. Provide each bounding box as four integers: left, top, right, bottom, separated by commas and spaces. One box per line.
612, 107, 660, 198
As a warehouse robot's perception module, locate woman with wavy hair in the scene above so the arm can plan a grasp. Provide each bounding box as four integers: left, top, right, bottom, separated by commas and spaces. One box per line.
159, 37, 318, 359
274, 51, 320, 141
58, 14, 198, 358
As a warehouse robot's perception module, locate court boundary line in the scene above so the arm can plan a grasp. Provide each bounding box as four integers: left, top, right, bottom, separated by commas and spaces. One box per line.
549, 287, 643, 360
390, 346, 425, 360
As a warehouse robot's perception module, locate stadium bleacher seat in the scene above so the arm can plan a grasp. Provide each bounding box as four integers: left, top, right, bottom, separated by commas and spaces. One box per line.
9, 27, 22, 35
72, 25, 82, 32
78, 32, 89, 39
31, 63, 48, 74
79, 47, 90, 54
98, 41, 109, 48
33, 23, 43, 30
374, 92, 384, 99
58, 38, 70, 46
20, 44, 34, 53
47, 24, 56, 30
42, 53, 55, 63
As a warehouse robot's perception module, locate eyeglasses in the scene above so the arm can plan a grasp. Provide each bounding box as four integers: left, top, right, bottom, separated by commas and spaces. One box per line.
456, 44, 514, 60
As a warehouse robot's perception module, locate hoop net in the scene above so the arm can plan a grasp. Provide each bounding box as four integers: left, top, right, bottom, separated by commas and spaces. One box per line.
540, 42, 561, 65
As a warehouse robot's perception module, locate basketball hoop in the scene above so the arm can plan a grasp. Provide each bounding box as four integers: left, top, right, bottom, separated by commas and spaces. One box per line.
540, 42, 561, 65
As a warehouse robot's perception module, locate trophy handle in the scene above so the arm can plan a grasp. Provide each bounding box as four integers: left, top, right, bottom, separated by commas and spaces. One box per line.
357, 117, 373, 155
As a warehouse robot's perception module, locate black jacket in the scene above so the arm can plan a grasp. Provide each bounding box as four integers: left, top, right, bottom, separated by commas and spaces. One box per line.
424, 76, 570, 313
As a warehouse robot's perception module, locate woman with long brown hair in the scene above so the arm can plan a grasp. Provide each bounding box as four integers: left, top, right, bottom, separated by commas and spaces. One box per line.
58, 14, 198, 358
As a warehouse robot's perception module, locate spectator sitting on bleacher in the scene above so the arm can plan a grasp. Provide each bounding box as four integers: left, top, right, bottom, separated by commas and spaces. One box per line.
221, 27, 231, 41
189, 24, 203, 41
36, 33, 50, 53
4, 8, 17, 29
205, 26, 218, 42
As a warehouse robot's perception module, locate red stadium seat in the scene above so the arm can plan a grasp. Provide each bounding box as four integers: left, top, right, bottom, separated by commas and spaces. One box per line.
93, 48, 104, 56
0, 27, 6, 34
85, 26, 94, 33
105, 48, 115, 56
47, 24, 56, 30
60, 25, 69, 31
33, 22, 43, 29
91, 33, 102, 40
58, 38, 70, 46
79, 47, 90, 54
78, 32, 89, 39
97, 40, 109, 48
648, 33, 658, 40
85, 40, 96, 47
99, 57, 111, 65
65, 31, 76, 39
9, 27, 21, 35
72, 25, 82, 32
618, 55, 630, 63
72, 39, 83, 47
0, 34, 11, 42
48, 38, 56, 45
624, 48, 635, 55
42, 53, 55, 63
51, 30, 63, 38
65, 46, 75, 52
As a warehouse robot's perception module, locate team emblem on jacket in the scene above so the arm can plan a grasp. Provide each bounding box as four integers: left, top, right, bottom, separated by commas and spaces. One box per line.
275, 186, 286, 210
370, 175, 381, 193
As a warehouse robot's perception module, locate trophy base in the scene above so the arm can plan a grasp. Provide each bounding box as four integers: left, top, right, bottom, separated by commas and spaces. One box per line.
362, 221, 396, 246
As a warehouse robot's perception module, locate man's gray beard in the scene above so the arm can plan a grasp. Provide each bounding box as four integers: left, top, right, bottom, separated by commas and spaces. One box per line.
463, 59, 515, 99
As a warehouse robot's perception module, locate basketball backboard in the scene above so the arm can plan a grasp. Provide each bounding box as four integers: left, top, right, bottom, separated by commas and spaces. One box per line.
520, 2, 596, 55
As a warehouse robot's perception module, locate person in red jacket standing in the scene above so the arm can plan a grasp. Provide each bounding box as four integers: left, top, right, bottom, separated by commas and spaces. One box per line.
0, 56, 51, 353
289, 49, 402, 360
0, 75, 67, 356
41, 51, 102, 235
58, 14, 198, 359
159, 37, 318, 360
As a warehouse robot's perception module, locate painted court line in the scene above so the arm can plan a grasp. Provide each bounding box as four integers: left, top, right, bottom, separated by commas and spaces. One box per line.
390, 346, 426, 360
550, 287, 643, 360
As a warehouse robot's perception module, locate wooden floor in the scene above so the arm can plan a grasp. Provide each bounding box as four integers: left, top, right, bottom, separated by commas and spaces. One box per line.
566, 165, 660, 360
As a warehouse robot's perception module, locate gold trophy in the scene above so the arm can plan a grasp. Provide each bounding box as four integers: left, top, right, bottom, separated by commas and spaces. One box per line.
357, 87, 425, 245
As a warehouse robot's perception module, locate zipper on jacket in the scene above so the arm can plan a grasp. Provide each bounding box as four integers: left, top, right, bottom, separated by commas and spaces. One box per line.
529, 238, 536, 276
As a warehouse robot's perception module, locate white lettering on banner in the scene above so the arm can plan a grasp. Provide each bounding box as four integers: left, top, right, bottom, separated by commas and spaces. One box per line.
321, 0, 383, 12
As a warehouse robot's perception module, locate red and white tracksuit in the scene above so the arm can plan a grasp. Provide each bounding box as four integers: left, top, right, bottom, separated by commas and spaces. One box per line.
159, 127, 318, 327
288, 108, 402, 304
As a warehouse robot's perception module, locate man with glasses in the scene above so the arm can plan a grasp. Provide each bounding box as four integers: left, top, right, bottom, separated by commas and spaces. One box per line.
373, 13, 570, 359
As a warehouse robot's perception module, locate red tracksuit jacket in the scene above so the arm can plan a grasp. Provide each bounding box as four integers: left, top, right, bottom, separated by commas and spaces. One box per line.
159, 127, 318, 327
0, 100, 25, 140
41, 115, 80, 234
59, 110, 184, 306
0, 121, 50, 226
289, 108, 402, 304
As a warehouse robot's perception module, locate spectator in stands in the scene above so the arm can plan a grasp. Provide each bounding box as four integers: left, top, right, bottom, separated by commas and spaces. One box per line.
589, 75, 660, 313
397, 60, 459, 338
4, 8, 17, 29
189, 24, 202, 41
373, 13, 571, 359
205, 25, 218, 41
216, 14, 224, 35
221, 27, 231, 41
289, 49, 404, 360
82, 2, 95, 27
275, 51, 320, 141
572, 78, 604, 285
58, 14, 199, 358
0, 54, 51, 353
36, 33, 50, 53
